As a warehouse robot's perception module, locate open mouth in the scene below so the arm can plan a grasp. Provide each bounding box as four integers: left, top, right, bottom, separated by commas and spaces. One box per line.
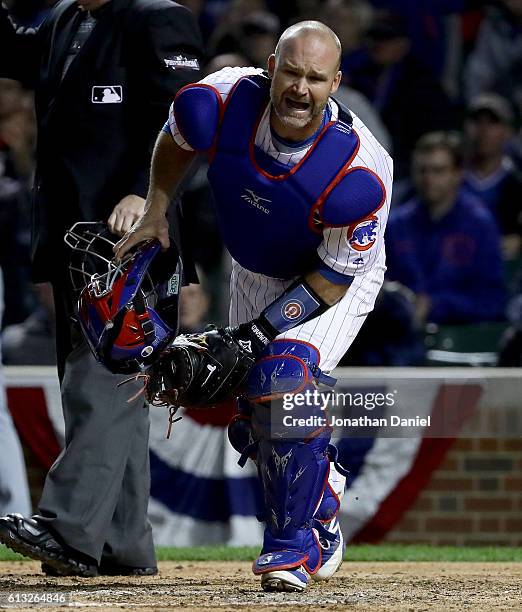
285, 97, 310, 111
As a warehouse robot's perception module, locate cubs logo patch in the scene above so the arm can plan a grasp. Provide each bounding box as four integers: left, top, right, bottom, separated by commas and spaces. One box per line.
347, 215, 379, 251
281, 300, 304, 321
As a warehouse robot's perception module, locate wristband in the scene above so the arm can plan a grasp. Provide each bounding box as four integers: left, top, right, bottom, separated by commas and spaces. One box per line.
260, 279, 329, 335
231, 280, 331, 356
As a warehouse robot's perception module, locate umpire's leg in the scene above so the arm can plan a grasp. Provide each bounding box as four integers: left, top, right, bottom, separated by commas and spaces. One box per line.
37, 283, 155, 565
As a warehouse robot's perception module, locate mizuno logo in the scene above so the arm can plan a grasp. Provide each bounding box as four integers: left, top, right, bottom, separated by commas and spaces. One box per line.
241, 189, 271, 214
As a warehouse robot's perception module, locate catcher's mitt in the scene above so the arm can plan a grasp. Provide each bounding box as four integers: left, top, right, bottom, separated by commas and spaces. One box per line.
145, 326, 257, 409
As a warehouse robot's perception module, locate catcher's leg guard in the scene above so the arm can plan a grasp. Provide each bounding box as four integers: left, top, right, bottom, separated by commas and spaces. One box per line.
242, 339, 344, 591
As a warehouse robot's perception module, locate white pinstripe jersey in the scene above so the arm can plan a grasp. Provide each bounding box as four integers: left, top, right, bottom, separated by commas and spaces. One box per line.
168, 67, 394, 369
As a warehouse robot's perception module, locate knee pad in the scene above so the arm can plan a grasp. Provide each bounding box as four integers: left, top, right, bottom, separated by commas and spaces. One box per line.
246, 339, 335, 441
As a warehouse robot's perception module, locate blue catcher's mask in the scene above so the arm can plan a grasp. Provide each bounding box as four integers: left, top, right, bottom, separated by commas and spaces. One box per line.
64, 222, 182, 374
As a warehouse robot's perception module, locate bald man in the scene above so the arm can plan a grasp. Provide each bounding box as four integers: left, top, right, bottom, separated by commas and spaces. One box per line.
116, 21, 393, 593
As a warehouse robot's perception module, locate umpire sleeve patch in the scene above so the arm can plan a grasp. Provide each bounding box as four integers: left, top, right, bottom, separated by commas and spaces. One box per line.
173, 84, 222, 152
321, 167, 385, 227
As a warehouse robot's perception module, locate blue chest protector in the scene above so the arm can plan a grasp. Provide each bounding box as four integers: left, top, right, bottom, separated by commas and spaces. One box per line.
206, 76, 360, 279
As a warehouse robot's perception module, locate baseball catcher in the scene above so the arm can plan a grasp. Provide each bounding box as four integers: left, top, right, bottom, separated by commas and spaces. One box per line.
96, 20, 394, 594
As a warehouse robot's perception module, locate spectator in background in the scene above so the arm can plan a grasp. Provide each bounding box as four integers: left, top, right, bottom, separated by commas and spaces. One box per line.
319, 0, 373, 66
346, 10, 460, 179
207, 0, 270, 56
210, 9, 280, 66
0, 78, 36, 327
464, 0, 522, 116
0, 78, 36, 182
239, 11, 280, 67
318, 0, 392, 152
2, 282, 56, 365
386, 131, 506, 326
462, 93, 522, 261
498, 286, 522, 366
0, 268, 32, 516
340, 281, 425, 366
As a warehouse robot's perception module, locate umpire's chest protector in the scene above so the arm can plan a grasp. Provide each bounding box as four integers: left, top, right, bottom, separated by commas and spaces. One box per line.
206, 76, 361, 279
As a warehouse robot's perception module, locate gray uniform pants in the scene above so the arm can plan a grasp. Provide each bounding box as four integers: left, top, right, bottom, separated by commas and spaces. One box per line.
37, 281, 155, 566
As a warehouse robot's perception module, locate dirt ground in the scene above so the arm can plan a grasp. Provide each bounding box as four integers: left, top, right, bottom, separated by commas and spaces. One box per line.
0, 560, 521, 611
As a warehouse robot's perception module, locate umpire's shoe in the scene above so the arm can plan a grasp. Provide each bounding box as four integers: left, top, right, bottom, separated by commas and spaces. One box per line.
0, 513, 97, 577
41, 562, 158, 577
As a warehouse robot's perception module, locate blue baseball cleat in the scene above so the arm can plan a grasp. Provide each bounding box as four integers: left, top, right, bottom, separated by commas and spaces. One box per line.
260, 564, 310, 592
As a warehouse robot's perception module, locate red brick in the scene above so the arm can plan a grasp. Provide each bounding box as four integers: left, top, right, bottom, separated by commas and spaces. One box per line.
439, 456, 459, 471
425, 517, 473, 532
476, 478, 500, 491
502, 439, 522, 451
452, 438, 474, 451
428, 477, 473, 492
413, 496, 434, 511
393, 516, 420, 532
465, 497, 514, 512
464, 457, 513, 472
505, 477, 522, 492
506, 518, 522, 531
478, 439, 499, 452
478, 518, 501, 532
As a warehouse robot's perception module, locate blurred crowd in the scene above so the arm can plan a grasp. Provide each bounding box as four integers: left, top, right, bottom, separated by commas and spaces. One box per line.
1, 0, 521, 367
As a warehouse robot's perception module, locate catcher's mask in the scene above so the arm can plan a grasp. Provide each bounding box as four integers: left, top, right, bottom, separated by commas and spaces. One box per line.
64, 222, 182, 374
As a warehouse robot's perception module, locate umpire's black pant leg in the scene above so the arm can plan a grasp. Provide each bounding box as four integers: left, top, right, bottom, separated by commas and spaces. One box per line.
37, 282, 154, 563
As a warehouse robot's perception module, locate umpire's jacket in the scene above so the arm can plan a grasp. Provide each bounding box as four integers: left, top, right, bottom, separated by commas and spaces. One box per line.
0, 0, 203, 282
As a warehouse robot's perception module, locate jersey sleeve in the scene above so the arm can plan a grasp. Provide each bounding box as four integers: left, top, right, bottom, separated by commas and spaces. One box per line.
167, 66, 264, 150
317, 128, 393, 278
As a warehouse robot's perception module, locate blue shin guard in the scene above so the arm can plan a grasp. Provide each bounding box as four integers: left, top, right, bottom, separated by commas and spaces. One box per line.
240, 340, 339, 584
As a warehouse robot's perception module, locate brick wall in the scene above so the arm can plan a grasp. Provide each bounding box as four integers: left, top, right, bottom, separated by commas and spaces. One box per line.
386, 438, 522, 545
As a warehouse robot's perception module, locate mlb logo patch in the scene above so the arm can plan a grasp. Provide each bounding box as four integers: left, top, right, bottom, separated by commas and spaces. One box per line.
91, 85, 123, 104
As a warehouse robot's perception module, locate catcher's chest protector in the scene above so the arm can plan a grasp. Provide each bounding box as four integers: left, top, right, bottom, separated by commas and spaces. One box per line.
207, 75, 361, 279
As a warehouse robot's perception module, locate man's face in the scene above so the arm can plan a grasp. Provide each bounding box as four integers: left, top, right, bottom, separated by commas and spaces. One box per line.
76, 0, 110, 11
465, 113, 512, 157
413, 149, 461, 206
268, 34, 341, 130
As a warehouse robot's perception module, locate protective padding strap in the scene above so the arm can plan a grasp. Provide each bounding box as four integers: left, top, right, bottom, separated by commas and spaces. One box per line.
173, 84, 222, 151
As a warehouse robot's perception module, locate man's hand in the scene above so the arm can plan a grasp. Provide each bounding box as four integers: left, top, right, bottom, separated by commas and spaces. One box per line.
113, 208, 170, 260
107, 194, 146, 236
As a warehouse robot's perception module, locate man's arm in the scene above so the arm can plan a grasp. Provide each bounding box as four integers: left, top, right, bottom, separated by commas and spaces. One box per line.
113, 131, 196, 257
304, 270, 349, 305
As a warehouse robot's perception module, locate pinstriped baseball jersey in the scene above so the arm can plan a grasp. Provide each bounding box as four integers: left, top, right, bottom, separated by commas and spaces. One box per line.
167, 66, 393, 371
